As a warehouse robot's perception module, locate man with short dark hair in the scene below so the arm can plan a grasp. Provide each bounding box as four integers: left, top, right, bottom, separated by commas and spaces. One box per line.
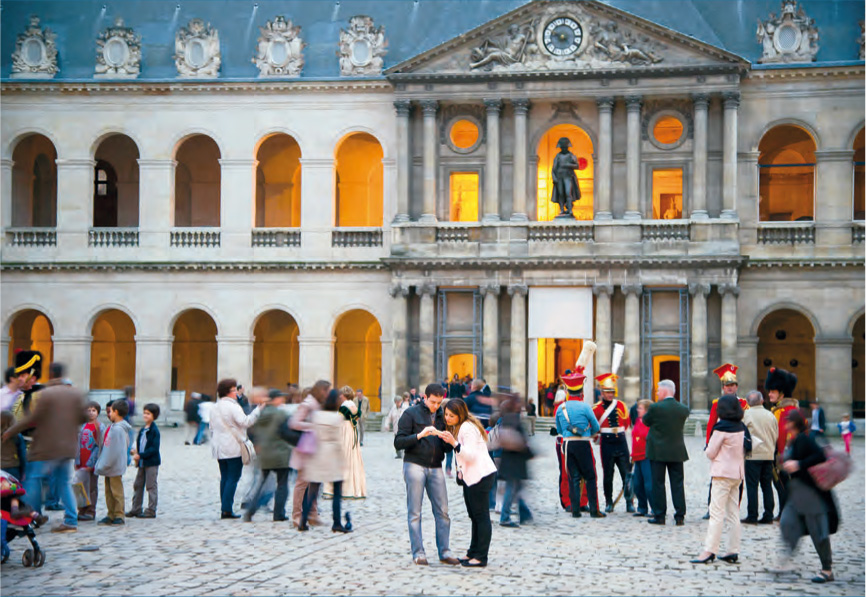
809, 401, 826, 438
742, 390, 778, 524
465, 379, 495, 427
644, 380, 689, 526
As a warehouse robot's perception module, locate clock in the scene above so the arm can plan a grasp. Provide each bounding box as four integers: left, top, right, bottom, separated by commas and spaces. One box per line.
543, 17, 583, 57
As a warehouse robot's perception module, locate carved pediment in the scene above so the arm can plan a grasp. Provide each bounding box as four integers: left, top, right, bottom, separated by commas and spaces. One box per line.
11, 16, 58, 79
95, 17, 141, 79
387, 0, 745, 77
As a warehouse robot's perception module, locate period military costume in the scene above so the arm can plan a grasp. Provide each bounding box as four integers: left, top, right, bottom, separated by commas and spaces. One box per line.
10, 350, 44, 425
592, 373, 633, 513
767, 367, 799, 513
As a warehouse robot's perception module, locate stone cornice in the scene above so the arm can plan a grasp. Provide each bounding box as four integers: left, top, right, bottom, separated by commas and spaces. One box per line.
383, 256, 746, 270
0, 261, 387, 273
0, 79, 393, 95
744, 258, 865, 269
744, 65, 865, 81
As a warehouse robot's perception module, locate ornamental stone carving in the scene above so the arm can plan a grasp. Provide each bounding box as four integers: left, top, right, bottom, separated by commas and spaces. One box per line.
11, 16, 58, 79
585, 21, 663, 66
338, 16, 387, 76
174, 19, 220, 78
470, 21, 540, 71
95, 18, 141, 79
756, 1, 819, 64
253, 16, 304, 77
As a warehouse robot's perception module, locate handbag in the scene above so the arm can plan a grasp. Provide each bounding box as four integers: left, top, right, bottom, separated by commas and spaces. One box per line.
279, 417, 303, 447
296, 430, 317, 456
808, 445, 851, 491
218, 402, 256, 465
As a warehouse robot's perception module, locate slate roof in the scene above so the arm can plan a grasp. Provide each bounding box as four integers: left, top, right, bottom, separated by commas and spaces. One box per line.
1, 0, 863, 81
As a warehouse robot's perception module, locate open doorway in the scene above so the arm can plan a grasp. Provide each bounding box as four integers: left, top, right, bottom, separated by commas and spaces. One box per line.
653, 354, 680, 401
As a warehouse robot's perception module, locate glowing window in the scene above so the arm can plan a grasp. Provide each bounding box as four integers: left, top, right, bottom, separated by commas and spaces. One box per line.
652, 168, 683, 219
854, 128, 864, 221
536, 124, 594, 221
758, 125, 816, 222
449, 119, 480, 151
653, 116, 684, 146
449, 172, 479, 222
335, 133, 383, 227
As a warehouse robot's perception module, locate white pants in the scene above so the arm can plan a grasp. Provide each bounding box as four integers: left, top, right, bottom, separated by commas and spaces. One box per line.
704, 476, 742, 555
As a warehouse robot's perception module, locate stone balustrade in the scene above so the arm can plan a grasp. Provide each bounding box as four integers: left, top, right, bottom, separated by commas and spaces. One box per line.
88, 227, 140, 247
527, 222, 594, 242
332, 227, 384, 248
757, 222, 816, 245
5, 227, 57, 247
170, 228, 221, 248
251, 228, 301, 247
642, 221, 690, 241
436, 225, 477, 243
853, 223, 865, 244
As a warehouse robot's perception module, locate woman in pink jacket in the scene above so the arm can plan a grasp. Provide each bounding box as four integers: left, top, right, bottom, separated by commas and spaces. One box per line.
691, 394, 752, 564
440, 398, 497, 568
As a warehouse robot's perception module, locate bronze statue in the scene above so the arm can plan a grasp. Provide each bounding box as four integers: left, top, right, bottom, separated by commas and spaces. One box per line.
551, 137, 582, 217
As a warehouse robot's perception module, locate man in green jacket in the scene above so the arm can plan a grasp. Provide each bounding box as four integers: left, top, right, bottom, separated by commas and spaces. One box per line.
643, 379, 690, 526
243, 389, 292, 522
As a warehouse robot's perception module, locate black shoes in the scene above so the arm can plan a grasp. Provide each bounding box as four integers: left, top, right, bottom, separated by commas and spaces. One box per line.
589, 511, 606, 519
626, 502, 635, 513
461, 559, 487, 568
702, 511, 711, 520
759, 516, 775, 525
690, 553, 716, 564
675, 518, 685, 526
741, 517, 758, 525
221, 511, 241, 519
572, 510, 582, 518
604, 503, 614, 513
647, 517, 665, 525
719, 553, 739, 564
332, 525, 353, 533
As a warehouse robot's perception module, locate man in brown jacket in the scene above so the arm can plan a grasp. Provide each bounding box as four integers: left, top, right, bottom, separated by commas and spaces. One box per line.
3, 363, 87, 533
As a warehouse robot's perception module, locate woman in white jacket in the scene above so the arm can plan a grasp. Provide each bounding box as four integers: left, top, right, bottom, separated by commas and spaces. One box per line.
440, 398, 497, 568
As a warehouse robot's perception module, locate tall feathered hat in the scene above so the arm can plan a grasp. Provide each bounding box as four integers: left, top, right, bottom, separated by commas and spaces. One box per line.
713, 363, 738, 386
13, 350, 42, 379
561, 341, 596, 397
765, 367, 797, 398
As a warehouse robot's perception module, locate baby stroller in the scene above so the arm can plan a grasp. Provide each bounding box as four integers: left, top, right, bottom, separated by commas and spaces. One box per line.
1, 471, 45, 568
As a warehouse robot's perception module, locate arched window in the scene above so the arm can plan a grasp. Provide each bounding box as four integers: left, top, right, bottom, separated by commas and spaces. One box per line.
90, 309, 136, 391
7, 309, 53, 383
853, 129, 864, 221
171, 309, 218, 397
253, 310, 299, 387
255, 134, 301, 228
93, 134, 140, 227
536, 124, 594, 221
334, 133, 383, 227
11, 134, 57, 227
334, 309, 382, 411
758, 125, 816, 222
174, 135, 221, 227
757, 308, 815, 403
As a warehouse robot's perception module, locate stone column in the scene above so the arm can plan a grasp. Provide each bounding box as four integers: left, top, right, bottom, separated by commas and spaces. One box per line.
508, 284, 528, 396
55, 158, 96, 252
298, 336, 334, 389
137, 159, 175, 255
52, 335, 92, 391
620, 284, 642, 403
691, 93, 709, 220
217, 336, 253, 388
816, 337, 854, 424
481, 283, 500, 389
483, 99, 503, 222
219, 158, 257, 256
689, 282, 711, 410
815, 149, 857, 245
420, 100, 439, 223
721, 92, 740, 219
511, 99, 530, 222
299, 158, 335, 253
393, 100, 412, 223
0, 159, 13, 231
625, 96, 643, 220
134, 336, 173, 411
738, 336, 759, 397
596, 97, 615, 220
418, 283, 437, 384
593, 284, 614, 375
719, 283, 740, 366
389, 283, 410, 395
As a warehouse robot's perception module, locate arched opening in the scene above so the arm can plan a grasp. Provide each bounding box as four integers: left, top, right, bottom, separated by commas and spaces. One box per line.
93, 134, 140, 228
757, 308, 815, 404
853, 128, 864, 221
333, 309, 381, 411
7, 309, 54, 383
255, 134, 301, 228
171, 309, 218, 399
853, 315, 864, 418
334, 133, 383, 227
90, 309, 136, 391
11, 134, 57, 227
535, 124, 594, 221
253, 310, 299, 389
174, 135, 221, 227
758, 125, 816, 222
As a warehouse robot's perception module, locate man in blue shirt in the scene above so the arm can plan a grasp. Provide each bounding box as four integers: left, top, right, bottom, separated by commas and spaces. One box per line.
555, 395, 604, 518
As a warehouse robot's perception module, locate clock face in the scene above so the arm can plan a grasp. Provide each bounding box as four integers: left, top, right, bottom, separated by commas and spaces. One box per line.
543, 17, 583, 56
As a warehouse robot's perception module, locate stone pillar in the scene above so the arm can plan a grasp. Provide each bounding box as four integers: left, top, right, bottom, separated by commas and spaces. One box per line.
52, 335, 92, 391
511, 99, 530, 222
299, 158, 335, 253
483, 99, 503, 222
738, 337, 759, 397
134, 336, 173, 411
217, 336, 253, 388
815, 149, 857, 245
721, 92, 740, 220
418, 283, 437, 384
691, 93, 709, 220
55, 158, 96, 251
481, 283, 500, 389
508, 284, 528, 396
593, 284, 614, 375
816, 337, 854, 424
389, 283, 410, 396
0, 159, 13, 231
393, 100, 412, 223
625, 96, 643, 220
689, 282, 711, 410
719, 283, 740, 366
298, 336, 333, 389
219, 158, 256, 256
527, 338, 539, 403
596, 97, 614, 220
621, 283, 642, 400
420, 100, 439, 223
137, 159, 175, 254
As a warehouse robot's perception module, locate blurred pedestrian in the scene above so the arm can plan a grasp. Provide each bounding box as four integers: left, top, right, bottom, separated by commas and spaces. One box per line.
497, 397, 533, 527
525, 399, 537, 436
742, 390, 778, 525
465, 379, 494, 427
1, 366, 23, 412
184, 392, 203, 445
244, 388, 292, 522
290, 381, 331, 528
837, 415, 855, 455
325, 386, 366, 499
198, 395, 214, 445
355, 389, 370, 446
384, 397, 407, 458
809, 402, 826, 439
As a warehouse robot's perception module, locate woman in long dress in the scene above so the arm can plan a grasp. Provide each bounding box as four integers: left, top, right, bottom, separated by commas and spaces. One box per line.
325, 386, 367, 499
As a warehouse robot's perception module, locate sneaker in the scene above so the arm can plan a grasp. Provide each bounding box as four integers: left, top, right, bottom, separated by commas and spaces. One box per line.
50, 523, 77, 533
499, 521, 520, 528
97, 516, 114, 525
45, 504, 64, 512
111, 518, 125, 525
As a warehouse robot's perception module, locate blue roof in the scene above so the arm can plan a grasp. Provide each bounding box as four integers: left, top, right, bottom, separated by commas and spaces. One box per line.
1, 0, 863, 81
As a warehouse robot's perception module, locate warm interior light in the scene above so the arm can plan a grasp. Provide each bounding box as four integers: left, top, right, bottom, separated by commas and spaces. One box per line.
758, 125, 816, 222
536, 124, 594, 221
652, 168, 683, 219
450, 119, 480, 150
653, 116, 683, 145
450, 172, 479, 222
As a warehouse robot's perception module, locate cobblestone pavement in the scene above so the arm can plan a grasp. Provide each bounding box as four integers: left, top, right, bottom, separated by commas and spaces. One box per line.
2, 426, 863, 596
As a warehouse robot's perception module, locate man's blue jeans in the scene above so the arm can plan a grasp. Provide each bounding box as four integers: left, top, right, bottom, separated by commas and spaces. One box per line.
194, 422, 208, 445
500, 479, 532, 523
24, 459, 77, 527
403, 462, 452, 560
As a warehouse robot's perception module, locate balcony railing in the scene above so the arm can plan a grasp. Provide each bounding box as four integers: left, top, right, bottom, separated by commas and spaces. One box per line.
5, 227, 57, 247
251, 228, 301, 247
757, 223, 815, 245
88, 227, 139, 247
332, 228, 383, 248
853, 223, 865, 244
170, 228, 221, 248
436, 225, 477, 243
528, 223, 594, 242
642, 221, 690, 241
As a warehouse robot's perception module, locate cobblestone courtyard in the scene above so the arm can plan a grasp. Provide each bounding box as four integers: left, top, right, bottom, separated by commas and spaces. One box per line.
2, 427, 863, 596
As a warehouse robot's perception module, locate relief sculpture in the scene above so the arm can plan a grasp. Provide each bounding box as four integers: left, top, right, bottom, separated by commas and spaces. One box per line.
469, 22, 538, 70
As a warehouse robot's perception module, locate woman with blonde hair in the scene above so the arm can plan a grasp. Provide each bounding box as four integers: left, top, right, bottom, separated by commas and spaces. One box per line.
325, 386, 367, 499
439, 398, 497, 567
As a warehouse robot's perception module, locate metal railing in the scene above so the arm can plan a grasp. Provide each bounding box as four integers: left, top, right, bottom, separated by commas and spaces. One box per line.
6, 227, 57, 247
170, 228, 221, 248
251, 228, 301, 247
88, 227, 139, 247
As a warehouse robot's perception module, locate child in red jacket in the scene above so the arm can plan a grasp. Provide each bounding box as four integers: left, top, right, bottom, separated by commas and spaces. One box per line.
631, 399, 653, 517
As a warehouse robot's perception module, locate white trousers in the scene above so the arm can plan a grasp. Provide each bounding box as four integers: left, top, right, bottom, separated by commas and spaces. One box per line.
704, 476, 742, 555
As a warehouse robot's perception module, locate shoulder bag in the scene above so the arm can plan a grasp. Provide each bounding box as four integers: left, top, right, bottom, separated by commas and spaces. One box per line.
218, 401, 256, 465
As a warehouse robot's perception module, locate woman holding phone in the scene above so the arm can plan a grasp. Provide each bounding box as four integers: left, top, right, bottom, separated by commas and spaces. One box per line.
440, 398, 497, 567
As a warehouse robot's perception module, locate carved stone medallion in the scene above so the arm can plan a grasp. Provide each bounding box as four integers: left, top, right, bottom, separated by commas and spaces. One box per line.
253, 16, 305, 77
11, 16, 59, 79
175, 19, 220, 78
338, 16, 387, 76
95, 17, 141, 78
756, 1, 819, 63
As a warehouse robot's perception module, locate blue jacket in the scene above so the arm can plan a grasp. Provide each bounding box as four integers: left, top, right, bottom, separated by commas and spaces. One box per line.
555, 401, 599, 438
135, 423, 161, 468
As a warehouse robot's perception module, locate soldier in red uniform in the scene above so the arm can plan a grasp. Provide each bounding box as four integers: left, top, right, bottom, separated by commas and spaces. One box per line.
592, 373, 633, 513
766, 367, 799, 516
